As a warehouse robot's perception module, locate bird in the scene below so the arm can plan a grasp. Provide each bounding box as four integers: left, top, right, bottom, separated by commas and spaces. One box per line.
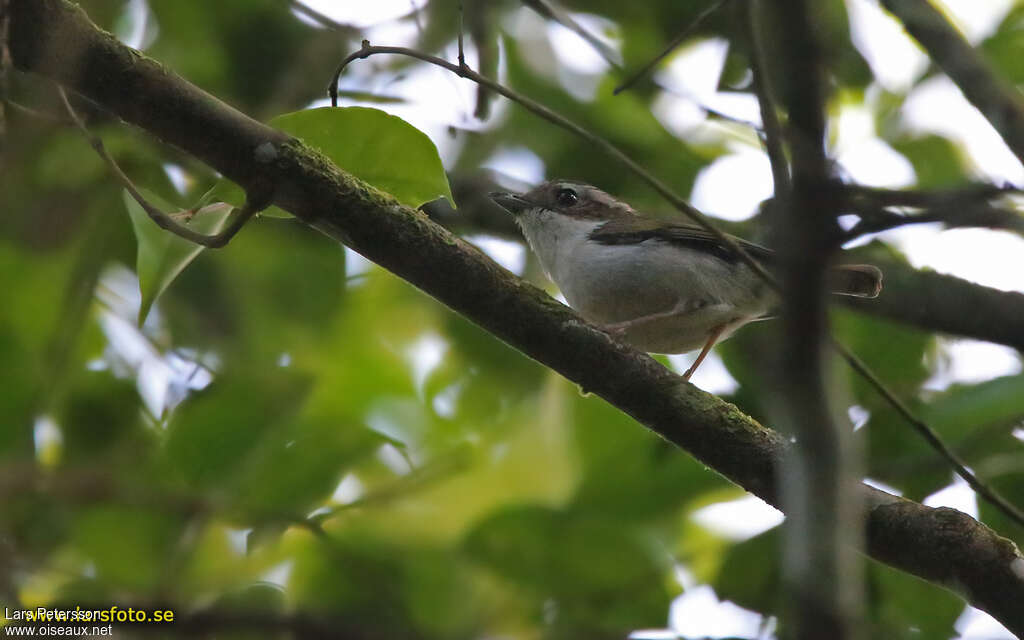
489, 180, 882, 380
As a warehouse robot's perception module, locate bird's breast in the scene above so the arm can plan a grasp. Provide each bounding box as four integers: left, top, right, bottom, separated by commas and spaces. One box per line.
554, 240, 771, 353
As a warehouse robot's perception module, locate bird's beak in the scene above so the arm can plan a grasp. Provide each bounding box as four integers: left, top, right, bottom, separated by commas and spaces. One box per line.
489, 191, 531, 215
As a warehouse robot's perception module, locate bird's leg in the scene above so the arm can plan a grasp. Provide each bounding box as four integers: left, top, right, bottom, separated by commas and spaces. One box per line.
682, 323, 727, 381
600, 299, 696, 338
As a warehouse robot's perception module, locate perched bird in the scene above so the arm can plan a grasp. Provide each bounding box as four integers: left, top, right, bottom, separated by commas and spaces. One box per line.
490, 180, 882, 380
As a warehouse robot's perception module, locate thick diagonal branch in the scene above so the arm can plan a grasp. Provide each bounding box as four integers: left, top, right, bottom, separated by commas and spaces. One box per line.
8, 0, 1024, 634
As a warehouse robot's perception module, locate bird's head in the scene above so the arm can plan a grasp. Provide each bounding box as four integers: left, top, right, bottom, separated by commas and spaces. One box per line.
489, 180, 636, 225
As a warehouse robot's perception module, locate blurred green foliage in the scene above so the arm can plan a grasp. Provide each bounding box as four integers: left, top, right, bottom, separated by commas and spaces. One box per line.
3, 0, 1023, 638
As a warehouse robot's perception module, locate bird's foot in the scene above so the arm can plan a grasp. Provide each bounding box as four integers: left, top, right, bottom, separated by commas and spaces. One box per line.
598, 320, 631, 340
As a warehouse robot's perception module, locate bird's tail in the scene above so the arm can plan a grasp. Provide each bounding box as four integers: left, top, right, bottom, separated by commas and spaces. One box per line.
829, 264, 883, 298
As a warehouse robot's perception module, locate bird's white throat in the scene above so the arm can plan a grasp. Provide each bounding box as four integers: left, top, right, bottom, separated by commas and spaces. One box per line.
515, 209, 603, 284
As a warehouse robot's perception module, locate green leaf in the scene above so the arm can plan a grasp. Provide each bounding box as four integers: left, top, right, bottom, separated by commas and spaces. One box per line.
463, 505, 673, 635
863, 374, 1024, 500
213, 582, 288, 613
57, 372, 142, 461
982, 6, 1024, 86
713, 526, 781, 614
162, 368, 310, 491
890, 135, 969, 188
569, 390, 726, 519
275, 106, 454, 209
714, 526, 962, 638
833, 310, 934, 401
978, 465, 1024, 541
291, 533, 483, 639
124, 190, 234, 325
815, 0, 873, 89
74, 505, 183, 590
866, 561, 963, 639
922, 374, 1024, 439
213, 106, 454, 218
231, 415, 378, 518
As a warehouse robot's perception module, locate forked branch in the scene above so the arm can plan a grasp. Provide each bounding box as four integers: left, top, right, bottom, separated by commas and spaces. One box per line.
57, 87, 269, 248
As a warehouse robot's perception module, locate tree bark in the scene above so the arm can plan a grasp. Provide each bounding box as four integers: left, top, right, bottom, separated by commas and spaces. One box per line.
842, 253, 1024, 352
7, 0, 1024, 634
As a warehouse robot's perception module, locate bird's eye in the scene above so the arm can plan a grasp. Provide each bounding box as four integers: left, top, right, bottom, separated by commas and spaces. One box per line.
555, 188, 579, 207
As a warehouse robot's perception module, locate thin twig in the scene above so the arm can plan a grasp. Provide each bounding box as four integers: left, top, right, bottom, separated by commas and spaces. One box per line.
522, 0, 755, 131
833, 341, 1024, 528
841, 183, 1024, 208
657, 81, 765, 131
465, 0, 495, 119
838, 183, 1024, 241
880, 0, 1024, 166
57, 87, 267, 249
841, 202, 1024, 241
327, 41, 778, 289
839, 182, 1024, 209
457, 0, 466, 69
408, 0, 425, 37
286, 0, 357, 33
614, 0, 730, 95
522, 0, 622, 69
1, 0, 8, 140
743, 0, 789, 196
307, 453, 468, 528
4, 98, 69, 123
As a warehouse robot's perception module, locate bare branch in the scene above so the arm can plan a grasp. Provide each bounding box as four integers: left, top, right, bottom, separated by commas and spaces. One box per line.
521, 0, 758, 132
465, 0, 496, 119
835, 341, 1024, 528
456, 0, 466, 69
841, 202, 1024, 241
286, 0, 359, 34
57, 87, 269, 249
837, 183, 1024, 240
839, 253, 1024, 353
522, 0, 623, 70
1, 0, 9, 141
743, 1, 789, 196
10, 1, 1024, 632
3, 97, 68, 122
613, 0, 729, 95
881, 0, 1024, 166
766, 0, 862, 634
843, 183, 1024, 207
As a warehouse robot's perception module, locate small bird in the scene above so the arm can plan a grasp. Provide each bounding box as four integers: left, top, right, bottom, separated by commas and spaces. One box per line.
490, 180, 882, 380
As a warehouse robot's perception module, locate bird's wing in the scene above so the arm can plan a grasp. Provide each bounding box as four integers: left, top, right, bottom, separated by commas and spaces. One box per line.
588, 218, 774, 264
